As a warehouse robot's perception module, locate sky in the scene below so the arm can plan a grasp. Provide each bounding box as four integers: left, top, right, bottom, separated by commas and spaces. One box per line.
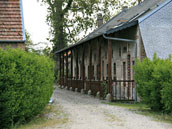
22, 0, 137, 49
23, 0, 50, 47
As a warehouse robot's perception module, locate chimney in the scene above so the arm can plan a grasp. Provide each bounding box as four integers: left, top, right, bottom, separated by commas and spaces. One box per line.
122, 6, 128, 12
138, 0, 142, 4
97, 13, 103, 28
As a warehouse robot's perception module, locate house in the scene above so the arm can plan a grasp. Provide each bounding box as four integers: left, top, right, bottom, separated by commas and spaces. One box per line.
55, 0, 172, 101
0, 0, 25, 49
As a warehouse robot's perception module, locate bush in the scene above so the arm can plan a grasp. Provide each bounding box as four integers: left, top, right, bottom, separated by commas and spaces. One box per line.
134, 54, 172, 113
0, 48, 54, 128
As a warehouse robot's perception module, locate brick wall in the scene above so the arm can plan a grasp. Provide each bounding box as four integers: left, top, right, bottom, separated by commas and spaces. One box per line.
0, 43, 25, 50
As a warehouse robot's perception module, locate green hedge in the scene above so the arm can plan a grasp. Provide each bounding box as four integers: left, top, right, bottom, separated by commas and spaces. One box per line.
0, 48, 54, 128
134, 54, 172, 113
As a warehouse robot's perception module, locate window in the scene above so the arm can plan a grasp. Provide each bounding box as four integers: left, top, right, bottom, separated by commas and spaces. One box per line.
94, 54, 96, 62
123, 47, 127, 53
114, 63, 116, 80
75, 67, 77, 79
102, 61, 104, 78
88, 66, 90, 79
119, 47, 121, 57
132, 61, 135, 80
96, 64, 98, 80
112, 50, 113, 58
105, 51, 107, 59
92, 65, 94, 79
123, 62, 126, 80
106, 64, 108, 77
132, 61, 135, 65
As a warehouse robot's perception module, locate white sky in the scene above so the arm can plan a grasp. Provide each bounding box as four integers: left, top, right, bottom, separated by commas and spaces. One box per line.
23, 0, 50, 45
22, 0, 137, 49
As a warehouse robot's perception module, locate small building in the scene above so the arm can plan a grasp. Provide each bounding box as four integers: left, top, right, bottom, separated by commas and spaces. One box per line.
55, 0, 172, 101
0, 0, 25, 49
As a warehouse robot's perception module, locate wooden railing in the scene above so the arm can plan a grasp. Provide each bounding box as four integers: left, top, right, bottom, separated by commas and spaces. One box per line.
112, 80, 135, 101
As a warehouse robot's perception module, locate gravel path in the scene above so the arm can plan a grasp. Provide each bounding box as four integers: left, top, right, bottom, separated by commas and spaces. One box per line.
51, 85, 172, 129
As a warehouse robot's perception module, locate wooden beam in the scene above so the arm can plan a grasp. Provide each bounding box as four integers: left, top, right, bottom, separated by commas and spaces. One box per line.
82, 45, 85, 89
89, 43, 92, 89
66, 51, 68, 88
97, 38, 101, 91
62, 52, 65, 86
71, 50, 73, 89
98, 38, 101, 81
59, 53, 61, 85
71, 50, 73, 79
76, 49, 79, 79
108, 39, 112, 95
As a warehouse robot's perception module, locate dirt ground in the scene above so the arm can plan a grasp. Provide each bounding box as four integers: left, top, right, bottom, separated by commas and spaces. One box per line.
49, 85, 172, 129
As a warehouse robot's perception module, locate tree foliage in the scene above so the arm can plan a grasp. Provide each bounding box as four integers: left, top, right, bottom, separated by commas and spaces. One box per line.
25, 30, 53, 57
41, 0, 137, 52
25, 29, 34, 52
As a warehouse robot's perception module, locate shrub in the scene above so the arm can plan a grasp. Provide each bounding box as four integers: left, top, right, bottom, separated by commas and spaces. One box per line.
0, 48, 54, 128
134, 54, 172, 112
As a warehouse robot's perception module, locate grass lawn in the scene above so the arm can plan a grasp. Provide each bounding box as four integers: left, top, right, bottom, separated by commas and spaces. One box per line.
16, 105, 68, 129
105, 102, 172, 124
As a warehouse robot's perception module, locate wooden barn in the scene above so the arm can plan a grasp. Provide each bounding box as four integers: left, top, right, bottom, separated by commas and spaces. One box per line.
0, 0, 25, 49
55, 0, 172, 101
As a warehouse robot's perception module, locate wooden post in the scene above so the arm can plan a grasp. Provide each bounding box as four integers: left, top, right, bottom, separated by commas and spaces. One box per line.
59, 53, 61, 85
98, 38, 101, 87
66, 51, 68, 88
76, 49, 79, 79
71, 50, 73, 89
62, 52, 65, 86
127, 54, 131, 100
89, 43, 92, 90
82, 45, 85, 89
71, 50, 73, 79
76, 48, 79, 91
108, 39, 112, 96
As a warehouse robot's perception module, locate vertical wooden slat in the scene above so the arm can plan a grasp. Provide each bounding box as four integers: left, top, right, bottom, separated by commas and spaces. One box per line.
98, 38, 101, 91
108, 39, 112, 97
62, 52, 64, 86
82, 45, 85, 89
127, 54, 131, 100
71, 50, 73, 88
76, 49, 79, 79
59, 53, 61, 86
89, 43, 92, 90
76, 48, 79, 91
66, 51, 68, 88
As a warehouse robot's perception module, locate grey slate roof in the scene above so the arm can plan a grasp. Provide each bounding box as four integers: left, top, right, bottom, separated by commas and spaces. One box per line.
55, 0, 167, 54
139, 0, 172, 60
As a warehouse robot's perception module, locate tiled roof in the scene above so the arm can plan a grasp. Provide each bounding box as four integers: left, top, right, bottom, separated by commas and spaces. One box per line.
0, 0, 24, 42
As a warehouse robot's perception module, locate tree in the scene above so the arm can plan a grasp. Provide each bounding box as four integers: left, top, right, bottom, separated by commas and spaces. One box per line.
41, 0, 137, 53
25, 30, 53, 57
25, 29, 34, 52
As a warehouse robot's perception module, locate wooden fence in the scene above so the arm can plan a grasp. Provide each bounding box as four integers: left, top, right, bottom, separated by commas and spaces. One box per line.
112, 80, 135, 101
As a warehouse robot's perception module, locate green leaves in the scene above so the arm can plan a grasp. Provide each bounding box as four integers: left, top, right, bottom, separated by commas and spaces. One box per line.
41, 0, 137, 52
134, 53, 172, 113
0, 48, 54, 128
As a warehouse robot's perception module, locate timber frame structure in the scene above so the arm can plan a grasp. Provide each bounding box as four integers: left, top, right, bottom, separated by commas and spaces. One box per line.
55, 0, 172, 101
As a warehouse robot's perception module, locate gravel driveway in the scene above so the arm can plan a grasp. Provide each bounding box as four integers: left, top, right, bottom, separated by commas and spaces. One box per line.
51, 85, 172, 129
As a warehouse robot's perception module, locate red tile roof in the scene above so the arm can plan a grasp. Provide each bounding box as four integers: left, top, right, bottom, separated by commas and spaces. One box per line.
0, 0, 24, 42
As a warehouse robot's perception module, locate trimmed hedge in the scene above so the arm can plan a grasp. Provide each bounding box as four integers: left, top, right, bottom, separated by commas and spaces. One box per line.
0, 48, 54, 128
134, 54, 172, 113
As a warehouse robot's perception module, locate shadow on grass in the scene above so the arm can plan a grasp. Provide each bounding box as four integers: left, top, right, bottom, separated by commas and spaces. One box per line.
104, 102, 172, 124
